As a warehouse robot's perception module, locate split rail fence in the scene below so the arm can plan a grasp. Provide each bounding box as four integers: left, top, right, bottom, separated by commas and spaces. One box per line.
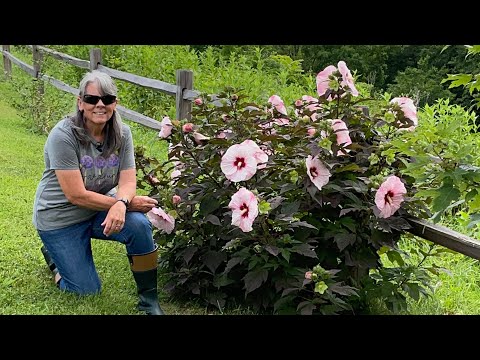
2, 45, 480, 260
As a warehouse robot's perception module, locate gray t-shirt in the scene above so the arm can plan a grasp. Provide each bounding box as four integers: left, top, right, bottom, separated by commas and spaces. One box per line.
32, 118, 135, 231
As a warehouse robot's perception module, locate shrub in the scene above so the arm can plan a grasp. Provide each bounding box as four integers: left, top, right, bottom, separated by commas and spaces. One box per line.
136, 61, 444, 314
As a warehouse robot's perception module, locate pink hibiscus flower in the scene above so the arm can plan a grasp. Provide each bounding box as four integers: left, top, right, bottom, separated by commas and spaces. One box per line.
316, 62, 359, 100
158, 116, 173, 138
147, 206, 175, 234
338, 61, 359, 96
331, 119, 352, 156
240, 140, 269, 169
228, 187, 259, 232
220, 143, 259, 182
391, 97, 418, 130
192, 132, 210, 145
306, 155, 331, 191
268, 95, 288, 115
316, 65, 337, 98
374, 175, 407, 218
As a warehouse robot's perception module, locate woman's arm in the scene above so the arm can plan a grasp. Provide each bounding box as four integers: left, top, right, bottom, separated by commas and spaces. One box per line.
56, 168, 139, 236
55, 168, 118, 210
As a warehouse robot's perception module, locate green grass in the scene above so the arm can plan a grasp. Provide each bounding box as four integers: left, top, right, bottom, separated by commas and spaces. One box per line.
405, 249, 480, 315
0, 79, 220, 315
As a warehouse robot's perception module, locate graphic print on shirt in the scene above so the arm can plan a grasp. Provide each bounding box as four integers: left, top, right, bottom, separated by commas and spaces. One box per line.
80, 152, 120, 192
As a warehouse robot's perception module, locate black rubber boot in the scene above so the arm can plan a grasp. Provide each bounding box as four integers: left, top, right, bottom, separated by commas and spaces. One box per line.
41, 245, 56, 272
40, 245, 61, 287
128, 245, 165, 315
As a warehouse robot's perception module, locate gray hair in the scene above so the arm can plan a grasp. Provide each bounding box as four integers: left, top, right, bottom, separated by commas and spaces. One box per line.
70, 70, 123, 157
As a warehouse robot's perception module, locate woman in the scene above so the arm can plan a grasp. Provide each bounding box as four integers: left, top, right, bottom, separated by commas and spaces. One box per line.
32, 70, 164, 315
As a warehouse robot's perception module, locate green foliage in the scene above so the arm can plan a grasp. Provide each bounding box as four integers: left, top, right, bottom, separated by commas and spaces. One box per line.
368, 240, 448, 313
389, 99, 480, 224
387, 66, 455, 107
135, 65, 453, 314
9, 78, 74, 134
442, 45, 480, 110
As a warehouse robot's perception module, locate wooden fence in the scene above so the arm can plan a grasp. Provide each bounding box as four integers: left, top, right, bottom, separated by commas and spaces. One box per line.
2, 44, 480, 261
1, 45, 201, 129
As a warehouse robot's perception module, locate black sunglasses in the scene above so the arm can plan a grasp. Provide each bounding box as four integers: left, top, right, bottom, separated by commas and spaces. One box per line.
82, 94, 117, 105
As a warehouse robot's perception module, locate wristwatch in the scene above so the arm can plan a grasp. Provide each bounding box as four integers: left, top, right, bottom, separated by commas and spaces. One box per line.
116, 197, 129, 209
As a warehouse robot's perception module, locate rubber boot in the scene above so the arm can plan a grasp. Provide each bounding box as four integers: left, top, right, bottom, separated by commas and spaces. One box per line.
41, 245, 56, 272
41, 245, 61, 287
127, 245, 165, 315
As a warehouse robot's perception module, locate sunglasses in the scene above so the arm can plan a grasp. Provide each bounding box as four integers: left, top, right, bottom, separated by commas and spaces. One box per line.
82, 94, 117, 105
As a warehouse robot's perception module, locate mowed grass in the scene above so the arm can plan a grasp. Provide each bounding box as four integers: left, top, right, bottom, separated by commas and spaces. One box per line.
0, 80, 214, 315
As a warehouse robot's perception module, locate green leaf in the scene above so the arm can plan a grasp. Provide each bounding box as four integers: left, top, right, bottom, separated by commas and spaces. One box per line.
291, 244, 317, 258
334, 163, 362, 173
402, 282, 421, 301
467, 213, 480, 229
334, 233, 356, 251
290, 221, 318, 230
205, 214, 221, 226
243, 269, 268, 294
202, 251, 227, 274
268, 196, 283, 210
297, 301, 316, 315
386, 250, 405, 266
213, 274, 235, 288
265, 245, 280, 256
442, 73, 472, 88
181, 246, 198, 265
223, 257, 242, 274
329, 284, 358, 297
281, 201, 301, 216
432, 182, 461, 214
281, 249, 290, 263
199, 196, 221, 216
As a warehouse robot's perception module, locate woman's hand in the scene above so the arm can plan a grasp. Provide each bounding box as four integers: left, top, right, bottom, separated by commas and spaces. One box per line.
101, 201, 127, 236
128, 195, 158, 213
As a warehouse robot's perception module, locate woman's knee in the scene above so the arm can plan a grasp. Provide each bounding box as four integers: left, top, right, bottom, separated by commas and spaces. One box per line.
125, 212, 152, 235
124, 212, 154, 254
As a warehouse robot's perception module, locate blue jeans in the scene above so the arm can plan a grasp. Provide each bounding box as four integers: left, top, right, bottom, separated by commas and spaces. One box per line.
37, 211, 154, 295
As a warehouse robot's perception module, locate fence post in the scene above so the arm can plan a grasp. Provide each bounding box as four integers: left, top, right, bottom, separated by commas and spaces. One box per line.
32, 45, 44, 95
176, 69, 193, 121
89, 48, 102, 71
2, 45, 11, 79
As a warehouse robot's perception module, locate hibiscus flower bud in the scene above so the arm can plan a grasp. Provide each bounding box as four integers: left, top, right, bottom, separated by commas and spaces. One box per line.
182, 123, 194, 133
147, 174, 160, 186
193, 132, 210, 145
295, 99, 303, 107
194, 98, 203, 106
172, 195, 181, 204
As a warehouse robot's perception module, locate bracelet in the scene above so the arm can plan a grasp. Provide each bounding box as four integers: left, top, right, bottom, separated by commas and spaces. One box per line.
116, 198, 129, 208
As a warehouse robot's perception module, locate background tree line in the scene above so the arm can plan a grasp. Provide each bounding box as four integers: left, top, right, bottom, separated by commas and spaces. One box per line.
192, 45, 479, 109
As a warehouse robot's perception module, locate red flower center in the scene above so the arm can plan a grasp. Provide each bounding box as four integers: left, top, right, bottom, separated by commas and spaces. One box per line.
240, 203, 249, 218
384, 190, 394, 205
234, 157, 246, 169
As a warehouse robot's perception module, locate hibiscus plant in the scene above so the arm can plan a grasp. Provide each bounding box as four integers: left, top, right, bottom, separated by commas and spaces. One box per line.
135, 61, 442, 314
